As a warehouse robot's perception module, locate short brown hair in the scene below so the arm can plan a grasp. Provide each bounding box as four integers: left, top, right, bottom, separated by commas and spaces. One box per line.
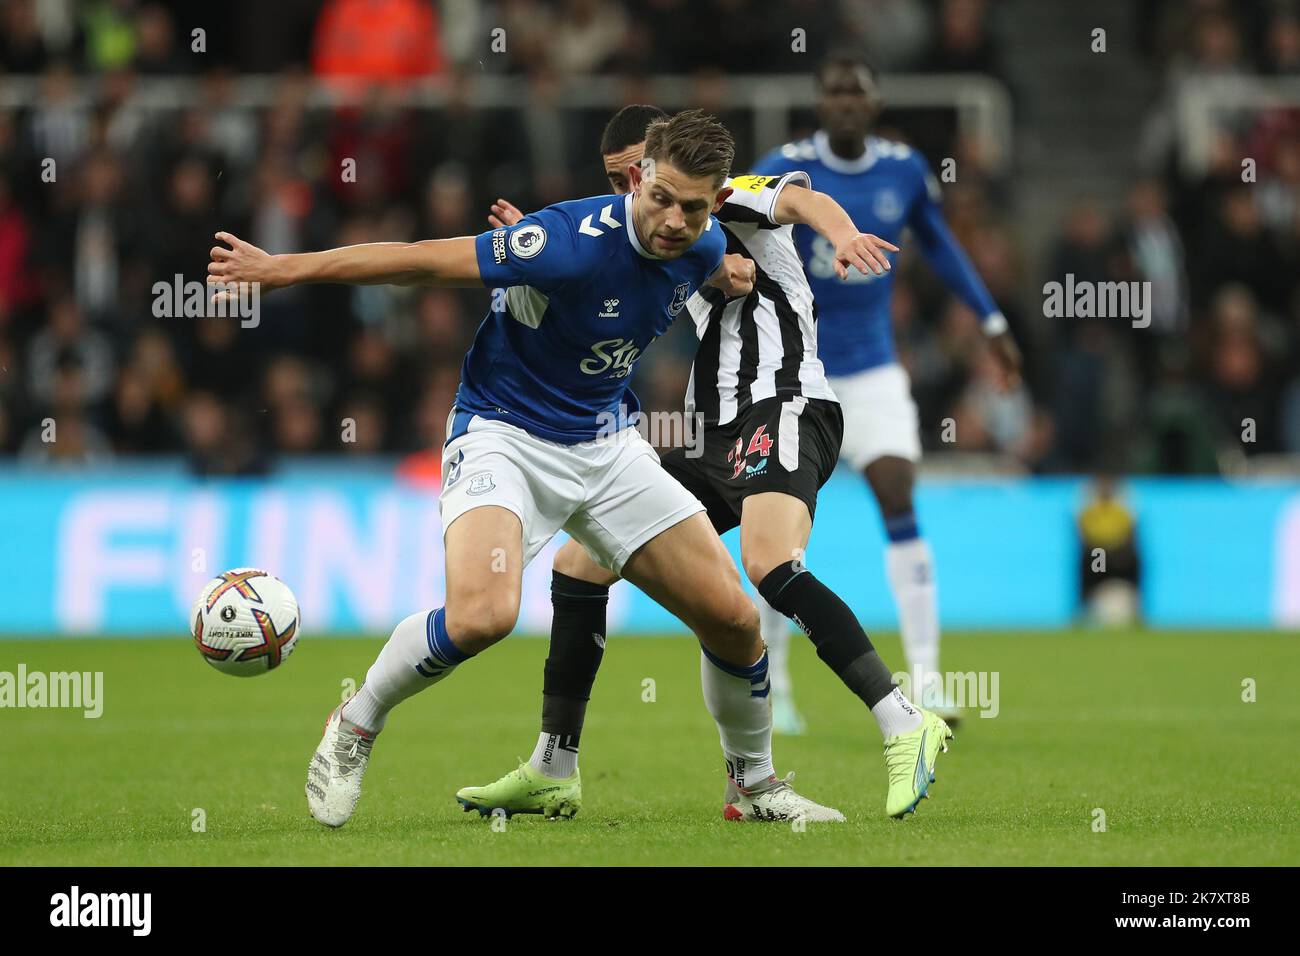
643, 109, 735, 189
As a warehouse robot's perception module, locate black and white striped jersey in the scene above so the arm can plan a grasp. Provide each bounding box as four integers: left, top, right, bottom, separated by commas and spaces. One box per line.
684, 171, 837, 427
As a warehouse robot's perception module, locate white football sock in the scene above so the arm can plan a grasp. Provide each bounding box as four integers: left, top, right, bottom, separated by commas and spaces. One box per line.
871, 686, 923, 738
699, 646, 775, 790
529, 731, 579, 778
885, 537, 941, 706
341, 683, 389, 733
759, 598, 794, 700
342, 608, 468, 734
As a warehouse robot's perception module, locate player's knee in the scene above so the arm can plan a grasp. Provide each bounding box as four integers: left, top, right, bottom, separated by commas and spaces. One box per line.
698, 587, 760, 659
552, 540, 618, 586
444, 594, 519, 653
741, 545, 792, 590
552, 546, 581, 578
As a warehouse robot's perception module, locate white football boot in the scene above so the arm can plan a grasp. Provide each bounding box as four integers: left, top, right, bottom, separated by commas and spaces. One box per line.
723, 772, 846, 822
306, 704, 375, 827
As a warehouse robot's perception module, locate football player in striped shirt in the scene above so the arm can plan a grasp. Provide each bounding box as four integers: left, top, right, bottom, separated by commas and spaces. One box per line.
752, 53, 1024, 727
457, 106, 952, 821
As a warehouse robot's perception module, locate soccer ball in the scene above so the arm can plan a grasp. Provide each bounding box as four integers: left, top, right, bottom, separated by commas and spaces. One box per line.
190, 568, 301, 677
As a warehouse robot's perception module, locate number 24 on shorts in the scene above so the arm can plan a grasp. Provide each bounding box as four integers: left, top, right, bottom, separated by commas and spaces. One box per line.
727, 425, 773, 479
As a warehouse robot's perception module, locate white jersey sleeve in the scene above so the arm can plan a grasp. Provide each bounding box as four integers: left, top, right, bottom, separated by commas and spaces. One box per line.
717, 171, 811, 227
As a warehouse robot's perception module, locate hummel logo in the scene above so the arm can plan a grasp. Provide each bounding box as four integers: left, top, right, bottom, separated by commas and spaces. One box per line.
578, 203, 622, 237
444, 450, 464, 488
599, 298, 620, 318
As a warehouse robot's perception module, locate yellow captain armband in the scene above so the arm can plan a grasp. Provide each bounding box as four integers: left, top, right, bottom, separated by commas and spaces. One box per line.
729, 174, 777, 194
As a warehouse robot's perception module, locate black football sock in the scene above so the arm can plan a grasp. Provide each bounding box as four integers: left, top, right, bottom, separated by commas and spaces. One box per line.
540, 570, 610, 745
758, 560, 896, 708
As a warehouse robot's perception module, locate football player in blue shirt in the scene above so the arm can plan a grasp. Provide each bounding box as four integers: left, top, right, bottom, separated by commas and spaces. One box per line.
463, 105, 961, 823
752, 53, 1023, 728
209, 110, 947, 826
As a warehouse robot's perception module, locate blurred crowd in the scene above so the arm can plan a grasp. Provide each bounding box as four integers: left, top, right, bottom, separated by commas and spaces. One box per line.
0, 0, 1299, 475
1071, 0, 1300, 473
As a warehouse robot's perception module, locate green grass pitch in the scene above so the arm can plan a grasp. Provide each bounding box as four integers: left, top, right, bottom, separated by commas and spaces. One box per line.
2, 630, 1297, 866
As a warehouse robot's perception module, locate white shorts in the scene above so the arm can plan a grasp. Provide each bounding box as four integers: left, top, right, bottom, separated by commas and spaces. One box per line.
830, 362, 923, 470
439, 415, 705, 574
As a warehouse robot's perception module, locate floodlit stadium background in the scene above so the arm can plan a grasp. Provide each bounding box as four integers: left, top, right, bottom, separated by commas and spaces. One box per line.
2, 0, 1299, 636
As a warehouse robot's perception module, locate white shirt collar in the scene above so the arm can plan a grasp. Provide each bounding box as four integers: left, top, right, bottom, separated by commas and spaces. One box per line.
814, 130, 877, 175
624, 192, 660, 260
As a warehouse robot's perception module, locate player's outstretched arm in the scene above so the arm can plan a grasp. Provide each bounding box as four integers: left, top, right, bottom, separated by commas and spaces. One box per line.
207, 232, 483, 300
773, 186, 898, 279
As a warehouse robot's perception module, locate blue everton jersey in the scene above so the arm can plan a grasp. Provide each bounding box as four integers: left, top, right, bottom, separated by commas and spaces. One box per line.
459, 192, 725, 444
752, 132, 1000, 376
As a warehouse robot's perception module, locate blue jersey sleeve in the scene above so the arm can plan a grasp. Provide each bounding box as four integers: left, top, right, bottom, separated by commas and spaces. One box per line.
475, 206, 595, 291
703, 217, 726, 274
907, 154, 1005, 331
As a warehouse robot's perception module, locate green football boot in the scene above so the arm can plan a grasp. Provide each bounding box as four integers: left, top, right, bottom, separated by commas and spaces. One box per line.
883, 709, 953, 819
456, 763, 581, 820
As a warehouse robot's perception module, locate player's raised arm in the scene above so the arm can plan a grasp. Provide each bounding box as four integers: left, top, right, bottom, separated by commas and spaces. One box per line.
207, 232, 483, 301
772, 181, 898, 279
907, 163, 1022, 388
